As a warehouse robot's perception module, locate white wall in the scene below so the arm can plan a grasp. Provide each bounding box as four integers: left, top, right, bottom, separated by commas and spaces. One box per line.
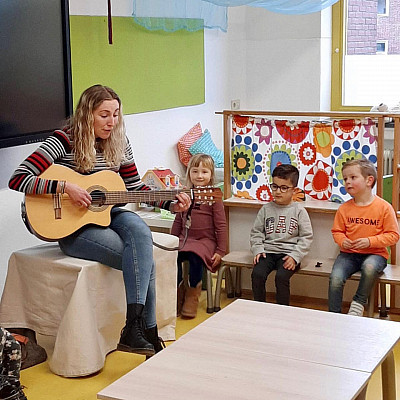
0, 0, 331, 294
68, 0, 247, 178
244, 7, 331, 111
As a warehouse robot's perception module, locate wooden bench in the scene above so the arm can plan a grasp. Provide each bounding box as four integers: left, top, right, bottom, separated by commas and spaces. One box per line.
214, 250, 400, 317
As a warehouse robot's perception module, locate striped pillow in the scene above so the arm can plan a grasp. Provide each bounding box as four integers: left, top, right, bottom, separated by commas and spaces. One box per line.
177, 123, 203, 166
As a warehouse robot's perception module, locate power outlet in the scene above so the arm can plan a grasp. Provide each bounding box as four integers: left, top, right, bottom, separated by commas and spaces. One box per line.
231, 99, 240, 110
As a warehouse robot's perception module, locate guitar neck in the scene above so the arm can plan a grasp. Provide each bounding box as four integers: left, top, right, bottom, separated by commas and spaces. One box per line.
102, 189, 191, 205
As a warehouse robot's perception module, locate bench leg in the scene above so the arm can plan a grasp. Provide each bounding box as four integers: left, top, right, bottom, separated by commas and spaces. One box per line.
235, 267, 242, 297
214, 265, 228, 312
206, 269, 214, 314
379, 283, 388, 318
367, 286, 375, 318
225, 267, 234, 298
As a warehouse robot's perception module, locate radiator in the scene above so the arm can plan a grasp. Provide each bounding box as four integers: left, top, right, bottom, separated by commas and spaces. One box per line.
384, 149, 394, 175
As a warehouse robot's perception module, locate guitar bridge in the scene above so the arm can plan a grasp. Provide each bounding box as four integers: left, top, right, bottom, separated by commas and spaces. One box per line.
53, 194, 62, 219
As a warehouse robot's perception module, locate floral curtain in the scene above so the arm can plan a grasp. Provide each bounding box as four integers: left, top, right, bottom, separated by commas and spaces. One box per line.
230, 116, 377, 203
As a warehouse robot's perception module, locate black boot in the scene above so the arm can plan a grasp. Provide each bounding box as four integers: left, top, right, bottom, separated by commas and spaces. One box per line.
0, 382, 27, 400
117, 304, 155, 356
145, 325, 165, 360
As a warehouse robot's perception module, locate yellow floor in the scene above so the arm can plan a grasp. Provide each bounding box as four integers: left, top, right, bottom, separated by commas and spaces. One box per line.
20, 291, 400, 400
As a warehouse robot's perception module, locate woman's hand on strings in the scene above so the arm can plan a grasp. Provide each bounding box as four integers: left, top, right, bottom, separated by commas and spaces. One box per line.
171, 192, 191, 213
64, 182, 92, 208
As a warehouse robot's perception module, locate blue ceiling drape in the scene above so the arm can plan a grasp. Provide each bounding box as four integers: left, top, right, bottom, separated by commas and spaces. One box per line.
203, 0, 339, 14
132, 0, 339, 32
133, 0, 228, 32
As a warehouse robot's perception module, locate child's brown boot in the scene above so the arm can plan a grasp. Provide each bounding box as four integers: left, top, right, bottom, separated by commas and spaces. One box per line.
181, 282, 202, 319
177, 281, 186, 317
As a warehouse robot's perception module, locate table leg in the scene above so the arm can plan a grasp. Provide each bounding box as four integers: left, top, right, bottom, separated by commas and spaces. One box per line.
381, 351, 396, 400
354, 385, 367, 400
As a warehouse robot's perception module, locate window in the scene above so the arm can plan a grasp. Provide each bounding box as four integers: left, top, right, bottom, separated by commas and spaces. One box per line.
377, 0, 388, 15
331, 0, 400, 111
377, 41, 388, 54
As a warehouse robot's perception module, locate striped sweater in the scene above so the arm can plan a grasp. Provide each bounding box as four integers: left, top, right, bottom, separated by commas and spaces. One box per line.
9, 130, 171, 209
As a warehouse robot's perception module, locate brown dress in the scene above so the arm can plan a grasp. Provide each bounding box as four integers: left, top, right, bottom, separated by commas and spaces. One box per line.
171, 201, 227, 272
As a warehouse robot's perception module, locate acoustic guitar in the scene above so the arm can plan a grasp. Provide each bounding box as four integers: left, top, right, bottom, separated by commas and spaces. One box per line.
23, 164, 222, 241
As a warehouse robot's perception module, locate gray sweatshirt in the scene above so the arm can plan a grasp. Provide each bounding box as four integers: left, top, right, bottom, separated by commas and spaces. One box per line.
250, 201, 313, 264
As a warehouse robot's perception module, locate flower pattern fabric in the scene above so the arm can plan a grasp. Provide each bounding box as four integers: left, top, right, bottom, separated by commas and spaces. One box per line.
230, 117, 377, 203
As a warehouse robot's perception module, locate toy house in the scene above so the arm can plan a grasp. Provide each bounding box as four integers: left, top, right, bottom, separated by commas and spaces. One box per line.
142, 168, 182, 190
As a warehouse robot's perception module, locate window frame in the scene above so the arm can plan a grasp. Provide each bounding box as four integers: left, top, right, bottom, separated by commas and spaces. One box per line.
331, 0, 371, 111
377, 0, 389, 16
377, 40, 388, 55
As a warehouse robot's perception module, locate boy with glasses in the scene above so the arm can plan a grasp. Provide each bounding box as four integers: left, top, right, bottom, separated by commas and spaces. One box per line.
250, 164, 313, 305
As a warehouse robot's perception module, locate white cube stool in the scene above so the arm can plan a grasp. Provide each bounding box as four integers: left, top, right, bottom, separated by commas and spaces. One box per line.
0, 232, 178, 377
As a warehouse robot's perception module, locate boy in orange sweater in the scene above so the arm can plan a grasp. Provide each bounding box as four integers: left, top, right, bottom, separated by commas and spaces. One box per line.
329, 159, 399, 316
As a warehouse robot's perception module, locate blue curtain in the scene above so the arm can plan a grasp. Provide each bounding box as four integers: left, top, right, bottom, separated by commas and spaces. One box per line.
203, 0, 339, 15
133, 0, 228, 32
132, 0, 339, 33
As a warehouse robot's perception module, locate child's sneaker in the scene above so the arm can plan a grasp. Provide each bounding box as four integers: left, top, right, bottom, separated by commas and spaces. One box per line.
348, 300, 364, 317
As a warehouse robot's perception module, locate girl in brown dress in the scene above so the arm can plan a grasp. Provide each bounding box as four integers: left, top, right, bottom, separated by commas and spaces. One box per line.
171, 154, 227, 318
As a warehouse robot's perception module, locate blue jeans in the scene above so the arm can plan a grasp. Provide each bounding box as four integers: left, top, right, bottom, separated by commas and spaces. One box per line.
59, 208, 156, 328
328, 252, 387, 313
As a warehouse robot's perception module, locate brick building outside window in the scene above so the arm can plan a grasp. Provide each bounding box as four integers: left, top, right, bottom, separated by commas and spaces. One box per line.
347, 0, 400, 55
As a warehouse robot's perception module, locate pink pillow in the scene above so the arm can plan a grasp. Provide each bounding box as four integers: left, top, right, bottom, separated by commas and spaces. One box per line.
177, 122, 202, 166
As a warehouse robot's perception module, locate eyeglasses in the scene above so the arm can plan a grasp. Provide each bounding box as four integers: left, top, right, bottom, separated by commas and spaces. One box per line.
270, 183, 294, 193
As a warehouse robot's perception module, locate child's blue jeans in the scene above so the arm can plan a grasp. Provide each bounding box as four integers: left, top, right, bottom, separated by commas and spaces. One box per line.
328, 252, 387, 313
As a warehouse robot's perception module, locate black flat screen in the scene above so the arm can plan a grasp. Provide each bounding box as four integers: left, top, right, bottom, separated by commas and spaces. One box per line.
0, 0, 72, 148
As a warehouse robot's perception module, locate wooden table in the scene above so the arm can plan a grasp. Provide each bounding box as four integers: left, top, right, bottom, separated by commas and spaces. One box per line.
98, 299, 400, 400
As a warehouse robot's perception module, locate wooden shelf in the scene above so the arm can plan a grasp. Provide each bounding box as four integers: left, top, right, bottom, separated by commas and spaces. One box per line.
224, 196, 341, 214
216, 110, 391, 118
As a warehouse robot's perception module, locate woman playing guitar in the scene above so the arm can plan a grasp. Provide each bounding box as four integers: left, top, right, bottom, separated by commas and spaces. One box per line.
9, 85, 191, 357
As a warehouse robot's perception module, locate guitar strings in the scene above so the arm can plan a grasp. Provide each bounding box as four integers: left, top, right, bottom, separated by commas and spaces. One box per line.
88, 188, 218, 204
61, 187, 219, 206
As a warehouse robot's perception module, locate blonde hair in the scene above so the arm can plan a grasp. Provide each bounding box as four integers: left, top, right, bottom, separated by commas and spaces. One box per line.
342, 158, 377, 188
66, 85, 125, 172
186, 154, 215, 187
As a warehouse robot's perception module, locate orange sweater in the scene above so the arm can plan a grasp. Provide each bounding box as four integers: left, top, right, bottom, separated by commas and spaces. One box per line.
331, 196, 399, 259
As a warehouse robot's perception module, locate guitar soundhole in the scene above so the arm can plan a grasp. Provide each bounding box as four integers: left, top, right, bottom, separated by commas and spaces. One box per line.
88, 189, 107, 212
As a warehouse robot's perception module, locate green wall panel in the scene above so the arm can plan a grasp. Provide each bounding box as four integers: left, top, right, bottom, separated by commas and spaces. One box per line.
70, 16, 205, 114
